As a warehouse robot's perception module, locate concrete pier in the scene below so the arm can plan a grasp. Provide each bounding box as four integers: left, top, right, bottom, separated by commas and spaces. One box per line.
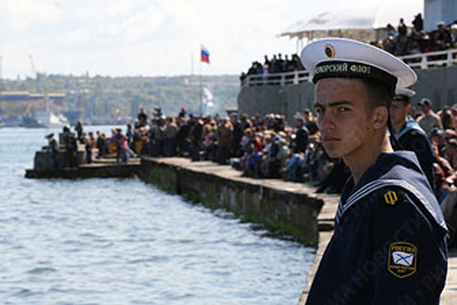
25, 158, 140, 179
139, 157, 327, 246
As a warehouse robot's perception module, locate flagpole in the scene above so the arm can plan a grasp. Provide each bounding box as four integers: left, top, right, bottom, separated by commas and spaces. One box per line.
191, 51, 194, 76
200, 59, 203, 116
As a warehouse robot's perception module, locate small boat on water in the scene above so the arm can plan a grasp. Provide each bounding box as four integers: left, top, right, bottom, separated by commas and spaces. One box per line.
34, 110, 69, 128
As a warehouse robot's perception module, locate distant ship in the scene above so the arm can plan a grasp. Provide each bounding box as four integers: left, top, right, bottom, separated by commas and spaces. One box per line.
1, 91, 69, 128
34, 110, 69, 128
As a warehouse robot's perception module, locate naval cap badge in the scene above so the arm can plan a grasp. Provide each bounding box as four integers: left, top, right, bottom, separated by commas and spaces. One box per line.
324, 44, 335, 58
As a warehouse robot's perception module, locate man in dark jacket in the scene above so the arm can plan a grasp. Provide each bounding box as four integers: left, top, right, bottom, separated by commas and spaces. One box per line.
63, 126, 78, 168
302, 38, 447, 304
390, 87, 435, 190
191, 116, 203, 161
294, 112, 309, 154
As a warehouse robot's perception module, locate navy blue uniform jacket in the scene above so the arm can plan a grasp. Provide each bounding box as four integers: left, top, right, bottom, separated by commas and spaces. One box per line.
306, 152, 448, 305
395, 117, 435, 191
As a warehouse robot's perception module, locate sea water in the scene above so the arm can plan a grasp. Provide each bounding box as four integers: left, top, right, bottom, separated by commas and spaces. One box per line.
0, 127, 314, 305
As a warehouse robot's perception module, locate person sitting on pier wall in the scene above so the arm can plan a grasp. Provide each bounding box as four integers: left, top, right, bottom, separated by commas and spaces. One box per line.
241, 132, 263, 177
260, 134, 290, 178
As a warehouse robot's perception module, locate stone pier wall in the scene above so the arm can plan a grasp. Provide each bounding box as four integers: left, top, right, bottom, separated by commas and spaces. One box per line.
139, 158, 324, 246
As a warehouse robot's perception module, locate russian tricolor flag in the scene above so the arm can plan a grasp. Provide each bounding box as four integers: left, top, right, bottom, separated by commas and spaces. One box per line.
201, 44, 210, 64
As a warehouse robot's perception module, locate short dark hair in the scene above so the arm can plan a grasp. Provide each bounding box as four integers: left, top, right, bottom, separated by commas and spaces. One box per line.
361, 78, 394, 111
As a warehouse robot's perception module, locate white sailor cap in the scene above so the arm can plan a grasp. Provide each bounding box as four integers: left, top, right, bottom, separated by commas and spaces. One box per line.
395, 87, 416, 97
300, 38, 417, 95
393, 87, 415, 103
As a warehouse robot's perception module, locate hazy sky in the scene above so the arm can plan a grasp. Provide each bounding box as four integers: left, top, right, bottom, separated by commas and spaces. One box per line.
0, 0, 423, 78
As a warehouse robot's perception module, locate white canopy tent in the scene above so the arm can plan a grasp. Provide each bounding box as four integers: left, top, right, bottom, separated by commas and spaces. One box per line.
280, 0, 424, 52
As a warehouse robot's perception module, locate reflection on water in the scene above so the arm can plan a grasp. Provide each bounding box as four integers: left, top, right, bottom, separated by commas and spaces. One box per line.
0, 127, 315, 304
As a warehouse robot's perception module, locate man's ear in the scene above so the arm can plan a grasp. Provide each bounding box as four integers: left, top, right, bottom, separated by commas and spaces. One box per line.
406, 104, 412, 113
373, 107, 389, 129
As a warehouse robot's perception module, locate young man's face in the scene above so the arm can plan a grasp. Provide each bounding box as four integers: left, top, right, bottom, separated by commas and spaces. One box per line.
314, 78, 375, 159
390, 99, 410, 126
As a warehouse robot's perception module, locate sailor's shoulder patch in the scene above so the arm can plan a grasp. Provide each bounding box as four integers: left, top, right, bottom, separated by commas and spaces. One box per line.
382, 188, 405, 206
387, 241, 418, 278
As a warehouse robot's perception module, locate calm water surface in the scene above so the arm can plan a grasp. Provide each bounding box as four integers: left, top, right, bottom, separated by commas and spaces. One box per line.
0, 127, 314, 304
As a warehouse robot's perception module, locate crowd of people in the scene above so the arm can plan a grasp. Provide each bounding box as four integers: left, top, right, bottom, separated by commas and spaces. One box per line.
241, 15, 457, 86
239, 53, 304, 86
374, 15, 455, 56
52, 101, 457, 199
47, 99, 457, 242
61, 107, 347, 191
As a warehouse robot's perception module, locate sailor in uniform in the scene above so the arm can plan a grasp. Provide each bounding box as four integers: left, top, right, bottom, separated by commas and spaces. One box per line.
301, 38, 448, 304
390, 88, 436, 190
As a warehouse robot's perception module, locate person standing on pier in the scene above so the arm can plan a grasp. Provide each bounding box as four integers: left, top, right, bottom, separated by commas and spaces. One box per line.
75, 121, 84, 144
46, 133, 59, 169
389, 88, 435, 191
63, 126, 78, 168
417, 98, 443, 134
293, 112, 309, 154
301, 38, 447, 304
137, 107, 148, 127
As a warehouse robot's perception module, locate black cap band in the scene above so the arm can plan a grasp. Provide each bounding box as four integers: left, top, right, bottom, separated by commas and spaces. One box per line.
312, 61, 398, 95
393, 94, 410, 104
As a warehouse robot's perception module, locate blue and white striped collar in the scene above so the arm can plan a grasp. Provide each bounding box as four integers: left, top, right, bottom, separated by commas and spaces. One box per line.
334, 152, 447, 232
395, 116, 427, 140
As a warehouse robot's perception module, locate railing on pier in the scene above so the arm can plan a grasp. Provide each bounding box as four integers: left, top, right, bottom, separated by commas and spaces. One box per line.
399, 48, 457, 69
243, 70, 311, 87
242, 48, 457, 87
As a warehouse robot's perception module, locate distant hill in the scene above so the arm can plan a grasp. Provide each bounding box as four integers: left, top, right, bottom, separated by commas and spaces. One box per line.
1, 74, 240, 122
